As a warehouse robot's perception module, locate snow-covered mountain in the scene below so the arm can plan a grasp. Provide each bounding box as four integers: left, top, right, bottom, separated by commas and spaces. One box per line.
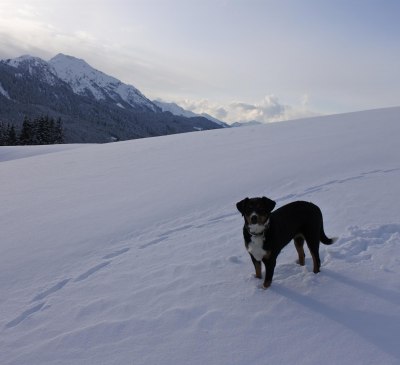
1, 107, 399, 364
153, 99, 201, 118
0, 54, 224, 142
231, 120, 263, 127
3, 54, 158, 112
49, 54, 158, 111
4, 55, 65, 87
153, 99, 228, 127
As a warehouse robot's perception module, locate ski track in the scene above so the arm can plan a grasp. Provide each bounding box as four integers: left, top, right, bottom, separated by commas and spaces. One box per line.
4, 168, 400, 331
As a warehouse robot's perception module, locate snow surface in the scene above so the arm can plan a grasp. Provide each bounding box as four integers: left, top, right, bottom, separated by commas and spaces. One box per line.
0, 144, 91, 163
1, 107, 400, 365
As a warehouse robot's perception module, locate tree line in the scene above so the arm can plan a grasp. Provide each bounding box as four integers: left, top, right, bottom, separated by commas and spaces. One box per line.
0, 116, 64, 146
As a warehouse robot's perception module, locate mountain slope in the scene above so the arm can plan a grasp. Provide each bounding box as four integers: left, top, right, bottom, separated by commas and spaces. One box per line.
153, 99, 228, 127
1, 107, 400, 364
49, 54, 158, 112
0, 55, 224, 142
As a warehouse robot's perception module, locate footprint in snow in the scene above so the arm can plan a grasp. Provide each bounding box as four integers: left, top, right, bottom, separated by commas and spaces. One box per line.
6, 258, 114, 328
327, 224, 400, 263
102, 247, 130, 259
277, 167, 400, 201
6, 302, 47, 328
228, 256, 242, 264
31, 278, 71, 302
74, 261, 111, 282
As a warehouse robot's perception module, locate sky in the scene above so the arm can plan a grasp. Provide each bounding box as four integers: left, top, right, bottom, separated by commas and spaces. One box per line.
0, 0, 399, 124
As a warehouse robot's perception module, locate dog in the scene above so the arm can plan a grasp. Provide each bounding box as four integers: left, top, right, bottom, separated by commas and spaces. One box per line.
236, 197, 337, 288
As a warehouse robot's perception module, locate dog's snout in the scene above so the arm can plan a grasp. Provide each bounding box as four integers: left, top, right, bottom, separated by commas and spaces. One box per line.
250, 215, 258, 224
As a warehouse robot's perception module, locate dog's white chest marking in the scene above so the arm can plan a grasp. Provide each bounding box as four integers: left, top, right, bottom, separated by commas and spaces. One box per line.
247, 235, 267, 261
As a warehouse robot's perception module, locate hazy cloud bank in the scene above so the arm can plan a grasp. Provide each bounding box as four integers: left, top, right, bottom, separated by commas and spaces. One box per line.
177, 95, 319, 124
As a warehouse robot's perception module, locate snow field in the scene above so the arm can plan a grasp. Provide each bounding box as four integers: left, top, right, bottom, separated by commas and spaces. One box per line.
1, 107, 400, 364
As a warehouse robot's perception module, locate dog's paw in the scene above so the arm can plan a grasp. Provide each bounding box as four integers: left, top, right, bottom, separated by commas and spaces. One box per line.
262, 280, 272, 289
296, 258, 305, 266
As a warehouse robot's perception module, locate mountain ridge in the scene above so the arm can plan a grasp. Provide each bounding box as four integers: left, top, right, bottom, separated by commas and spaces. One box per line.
49, 54, 158, 112
0, 54, 225, 143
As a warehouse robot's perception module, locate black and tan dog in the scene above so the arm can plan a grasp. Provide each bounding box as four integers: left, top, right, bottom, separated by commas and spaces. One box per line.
236, 197, 337, 288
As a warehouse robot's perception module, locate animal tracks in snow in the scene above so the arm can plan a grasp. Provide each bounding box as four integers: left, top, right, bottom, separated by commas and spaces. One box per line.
74, 261, 111, 282
6, 302, 47, 329
102, 247, 130, 259
138, 213, 236, 249
31, 279, 71, 302
6, 261, 115, 329
6, 166, 399, 329
278, 167, 400, 202
5, 210, 240, 329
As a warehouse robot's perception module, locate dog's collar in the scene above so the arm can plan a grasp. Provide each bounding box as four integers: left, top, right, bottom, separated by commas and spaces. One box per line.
246, 219, 270, 237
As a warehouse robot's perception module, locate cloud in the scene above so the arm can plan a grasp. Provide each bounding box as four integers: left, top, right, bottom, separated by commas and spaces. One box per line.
177, 95, 319, 124
229, 96, 286, 121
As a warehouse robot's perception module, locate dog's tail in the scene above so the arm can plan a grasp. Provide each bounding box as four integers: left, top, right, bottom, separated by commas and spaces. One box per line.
320, 226, 338, 245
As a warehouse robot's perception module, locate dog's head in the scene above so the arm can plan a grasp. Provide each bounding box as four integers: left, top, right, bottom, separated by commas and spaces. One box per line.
236, 197, 276, 234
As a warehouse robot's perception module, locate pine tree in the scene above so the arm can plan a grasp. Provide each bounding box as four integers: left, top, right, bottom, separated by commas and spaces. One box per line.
19, 117, 34, 145
7, 125, 17, 146
35, 116, 46, 144
0, 116, 65, 146
0, 122, 4, 145
54, 118, 64, 144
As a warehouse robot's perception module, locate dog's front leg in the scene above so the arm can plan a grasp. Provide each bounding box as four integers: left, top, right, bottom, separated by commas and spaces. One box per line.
262, 255, 277, 288
250, 254, 262, 279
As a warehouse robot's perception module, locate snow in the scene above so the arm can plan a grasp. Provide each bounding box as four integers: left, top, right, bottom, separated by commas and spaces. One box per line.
2, 55, 61, 86
49, 54, 110, 100
49, 54, 157, 111
1, 107, 400, 365
0, 144, 91, 163
0, 82, 10, 99
3, 55, 43, 69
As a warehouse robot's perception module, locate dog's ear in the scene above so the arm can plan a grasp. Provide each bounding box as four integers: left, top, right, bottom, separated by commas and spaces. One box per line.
236, 197, 249, 215
261, 196, 276, 213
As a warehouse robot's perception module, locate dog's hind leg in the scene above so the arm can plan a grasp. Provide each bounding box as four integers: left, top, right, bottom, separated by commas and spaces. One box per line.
294, 234, 305, 266
306, 240, 321, 273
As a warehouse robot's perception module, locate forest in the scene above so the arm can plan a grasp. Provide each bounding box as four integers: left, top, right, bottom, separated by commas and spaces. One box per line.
0, 115, 64, 146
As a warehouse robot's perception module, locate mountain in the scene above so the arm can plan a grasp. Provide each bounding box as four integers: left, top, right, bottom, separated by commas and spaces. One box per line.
0, 54, 224, 143
231, 120, 263, 127
1, 107, 400, 364
153, 99, 200, 118
153, 99, 228, 127
49, 54, 158, 112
